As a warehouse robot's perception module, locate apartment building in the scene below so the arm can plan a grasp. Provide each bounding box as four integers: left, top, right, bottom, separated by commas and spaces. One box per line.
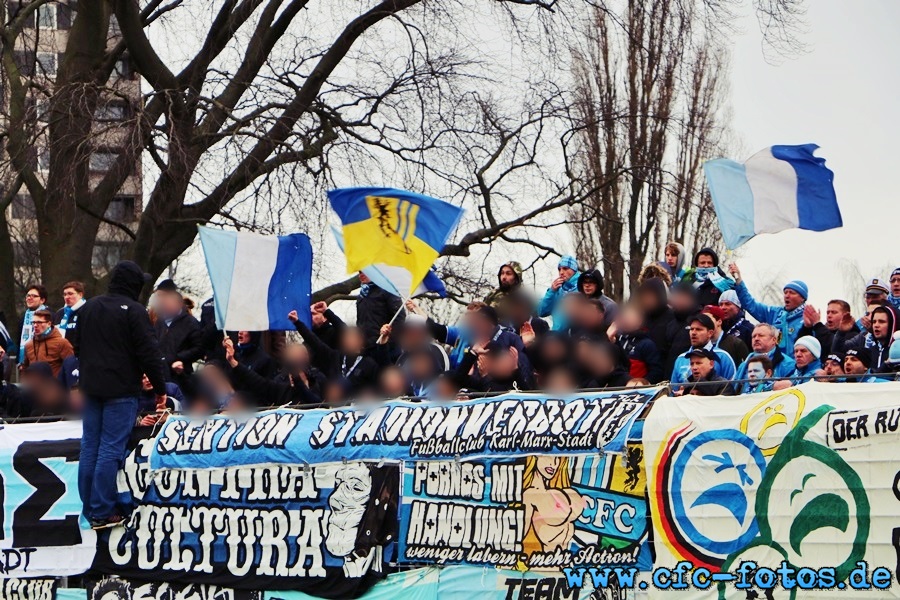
3, 0, 142, 281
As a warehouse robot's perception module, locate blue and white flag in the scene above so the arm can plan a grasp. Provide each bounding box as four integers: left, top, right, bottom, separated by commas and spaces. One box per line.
331, 226, 446, 298
703, 144, 842, 250
198, 226, 312, 330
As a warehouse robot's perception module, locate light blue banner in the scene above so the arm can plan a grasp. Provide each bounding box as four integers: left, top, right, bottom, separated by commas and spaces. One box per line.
151, 389, 659, 470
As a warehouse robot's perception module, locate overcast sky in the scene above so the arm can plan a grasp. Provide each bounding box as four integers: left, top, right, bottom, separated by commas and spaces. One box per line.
726, 0, 899, 313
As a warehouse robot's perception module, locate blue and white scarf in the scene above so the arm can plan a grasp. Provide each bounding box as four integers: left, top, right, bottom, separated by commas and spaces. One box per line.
57, 298, 85, 338
778, 304, 806, 348
694, 268, 734, 293
18, 304, 47, 362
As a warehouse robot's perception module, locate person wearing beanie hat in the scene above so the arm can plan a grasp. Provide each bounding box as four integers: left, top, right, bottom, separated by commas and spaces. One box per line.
685, 248, 735, 307
728, 262, 807, 355
538, 255, 581, 331
718, 289, 754, 348
889, 268, 900, 310
842, 348, 887, 383
155, 278, 178, 293
822, 353, 845, 382
886, 331, 900, 365
788, 335, 823, 384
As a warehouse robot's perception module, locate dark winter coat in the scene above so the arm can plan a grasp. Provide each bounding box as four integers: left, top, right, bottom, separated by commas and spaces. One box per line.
293, 319, 379, 393
357, 284, 404, 350
78, 261, 167, 399
617, 331, 664, 383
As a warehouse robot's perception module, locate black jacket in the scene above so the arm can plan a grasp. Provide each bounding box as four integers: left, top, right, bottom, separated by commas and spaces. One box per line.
638, 279, 678, 370
235, 334, 277, 379
199, 297, 226, 361
78, 261, 167, 399
293, 320, 379, 393
722, 312, 754, 349
666, 305, 699, 376
230, 363, 320, 407
155, 311, 204, 381
716, 333, 749, 367
357, 284, 404, 349
53, 305, 83, 356
454, 350, 533, 393
683, 372, 736, 396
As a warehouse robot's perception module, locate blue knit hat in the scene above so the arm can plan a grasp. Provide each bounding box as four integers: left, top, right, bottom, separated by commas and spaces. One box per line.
558, 255, 578, 271
783, 280, 808, 300
887, 332, 900, 365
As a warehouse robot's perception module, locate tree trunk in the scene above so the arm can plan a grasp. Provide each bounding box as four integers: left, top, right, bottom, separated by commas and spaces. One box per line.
0, 211, 19, 335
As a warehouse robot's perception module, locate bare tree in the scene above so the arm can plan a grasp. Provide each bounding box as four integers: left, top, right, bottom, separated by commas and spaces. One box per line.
0, 0, 574, 326
568, 0, 806, 299
570, 0, 712, 300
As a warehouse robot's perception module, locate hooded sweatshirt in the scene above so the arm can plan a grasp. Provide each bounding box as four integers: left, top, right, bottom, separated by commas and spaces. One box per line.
870, 305, 900, 370
484, 262, 523, 307
77, 261, 167, 399
660, 241, 688, 283
577, 269, 618, 323
688, 248, 734, 307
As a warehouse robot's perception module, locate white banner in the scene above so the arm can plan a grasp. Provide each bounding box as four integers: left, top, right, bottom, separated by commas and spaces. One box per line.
644, 382, 900, 598
0, 421, 96, 578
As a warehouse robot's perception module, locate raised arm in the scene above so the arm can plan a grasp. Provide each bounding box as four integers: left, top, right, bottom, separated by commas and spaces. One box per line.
289, 310, 339, 365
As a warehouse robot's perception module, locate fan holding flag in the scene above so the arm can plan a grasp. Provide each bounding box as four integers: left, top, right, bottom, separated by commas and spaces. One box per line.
328, 187, 464, 344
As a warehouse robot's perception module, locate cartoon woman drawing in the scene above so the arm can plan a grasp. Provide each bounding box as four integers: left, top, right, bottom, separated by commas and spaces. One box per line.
521, 455, 586, 561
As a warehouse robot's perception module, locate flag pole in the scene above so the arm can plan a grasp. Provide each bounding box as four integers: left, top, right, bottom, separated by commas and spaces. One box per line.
387, 299, 407, 326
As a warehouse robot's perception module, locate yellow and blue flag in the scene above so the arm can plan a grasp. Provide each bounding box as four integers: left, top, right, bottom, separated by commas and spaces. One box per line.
328, 187, 464, 296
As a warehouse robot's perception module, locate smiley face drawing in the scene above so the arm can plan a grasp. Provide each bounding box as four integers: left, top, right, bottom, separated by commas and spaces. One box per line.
754, 405, 869, 581
740, 390, 807, 457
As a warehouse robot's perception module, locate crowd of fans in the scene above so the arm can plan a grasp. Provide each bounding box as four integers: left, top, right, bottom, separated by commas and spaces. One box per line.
2, 244, 900, 421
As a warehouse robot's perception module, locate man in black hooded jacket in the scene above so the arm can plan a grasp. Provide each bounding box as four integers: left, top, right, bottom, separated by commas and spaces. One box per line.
577, 268, 618, 324
77, 261, 167, 529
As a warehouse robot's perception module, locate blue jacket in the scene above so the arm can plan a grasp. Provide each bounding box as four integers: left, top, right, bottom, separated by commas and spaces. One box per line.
740, 380, 775, 395
539, 272, 581, 331
735, 347, 796, 387
670, 342, 736, 387
789, 359, 822, 384
735, 281, 804, 354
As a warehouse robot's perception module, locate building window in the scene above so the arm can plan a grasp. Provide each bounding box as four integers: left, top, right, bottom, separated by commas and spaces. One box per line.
36, 98, 50, 123
90, 150, 118, 172
37, 3, 56, 29
36, 52, 57, 76
104, 196, 136, 221
111, 56, 133, 81
92, 242, 125, 272
11, 195, 35, 219
37, 149, 50, 171
94, 100, 129, 122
